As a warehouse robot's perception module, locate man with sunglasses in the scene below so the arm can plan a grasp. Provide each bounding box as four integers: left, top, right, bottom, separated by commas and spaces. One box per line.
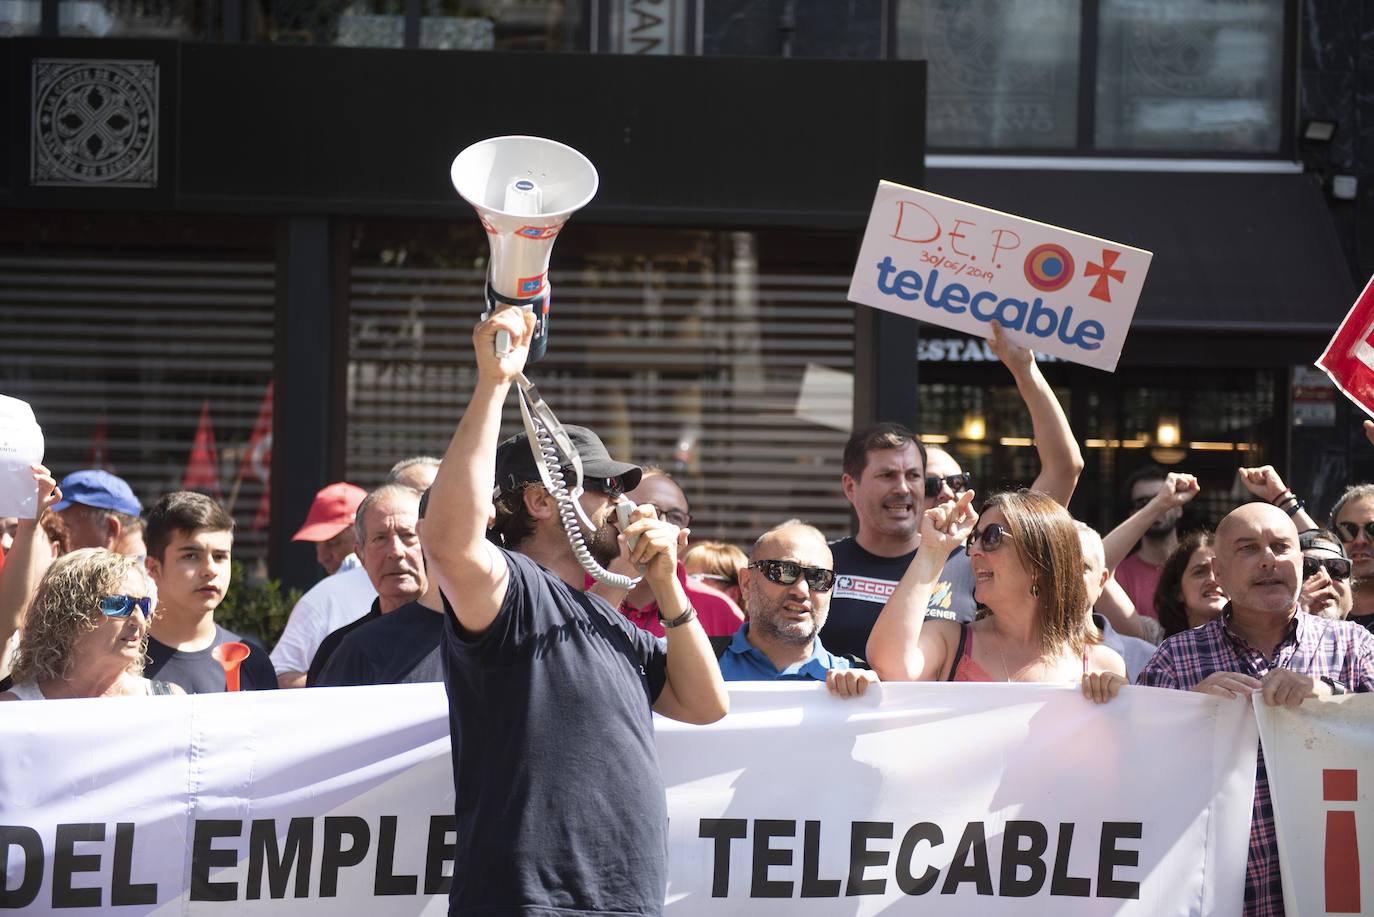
591, 467, 745, 640
719, 520, 877, 697
423, 309, 727, 917
1328, 483, 1374, 631
1298, 529, 1353, 620
828, 324, 1084, 662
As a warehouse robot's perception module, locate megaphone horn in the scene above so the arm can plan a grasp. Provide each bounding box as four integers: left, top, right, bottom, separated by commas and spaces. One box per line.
450, 136, 599, 363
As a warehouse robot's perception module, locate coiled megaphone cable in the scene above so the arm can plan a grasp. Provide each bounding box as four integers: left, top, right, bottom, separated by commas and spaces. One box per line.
515, 373, 638, 590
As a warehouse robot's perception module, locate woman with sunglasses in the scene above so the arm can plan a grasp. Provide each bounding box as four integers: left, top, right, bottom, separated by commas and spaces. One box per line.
867, 489, 1125, 687
1299, 529, 1354, 620
0, 548, 184, 700
1153, 531, 1228, 638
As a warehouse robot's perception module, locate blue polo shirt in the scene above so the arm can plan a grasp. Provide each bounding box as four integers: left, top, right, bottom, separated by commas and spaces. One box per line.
718, 623, 852, 681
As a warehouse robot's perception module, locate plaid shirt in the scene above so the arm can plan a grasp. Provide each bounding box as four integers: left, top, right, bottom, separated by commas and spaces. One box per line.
1137, 607, 1374, 917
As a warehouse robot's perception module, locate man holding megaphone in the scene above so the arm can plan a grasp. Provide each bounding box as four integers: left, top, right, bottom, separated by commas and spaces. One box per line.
424, 307, 728, 915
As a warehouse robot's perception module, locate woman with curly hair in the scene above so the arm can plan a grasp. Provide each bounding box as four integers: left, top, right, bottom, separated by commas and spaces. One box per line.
1, 548, 184, 700
867, 489, 1125, 686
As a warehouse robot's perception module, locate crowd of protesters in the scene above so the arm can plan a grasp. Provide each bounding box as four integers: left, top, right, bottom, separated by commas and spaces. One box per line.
3, 313, 1374, 917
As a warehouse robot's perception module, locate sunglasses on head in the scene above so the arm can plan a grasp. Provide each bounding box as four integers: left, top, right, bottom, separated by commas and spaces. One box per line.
748, 559, 836, 593
925, 472, 972, 499
99, 594, 153, 620
1304, 555, 1352, 582
1336, 521, 1374, 543
966, 523, 1013, 555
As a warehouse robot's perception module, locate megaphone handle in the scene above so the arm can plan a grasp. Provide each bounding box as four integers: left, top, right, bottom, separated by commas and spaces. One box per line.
495, 329, 512, 358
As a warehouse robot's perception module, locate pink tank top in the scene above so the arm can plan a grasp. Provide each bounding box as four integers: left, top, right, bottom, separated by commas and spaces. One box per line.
946, 623, 1089, 682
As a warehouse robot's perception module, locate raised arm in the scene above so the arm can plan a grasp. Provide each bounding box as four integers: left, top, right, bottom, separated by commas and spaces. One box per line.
1102, 472, 1199, 571
867, 491, 977, 681
424, 309, 536, 637
988, 322, 1083, 507
1237, 465, 1318, 533
623, 509, 728, 725
0, 465, 60, 652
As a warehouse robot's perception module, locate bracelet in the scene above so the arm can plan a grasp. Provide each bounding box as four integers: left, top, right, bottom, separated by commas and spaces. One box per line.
1283, 499, 1305, 517
660, 605, 697, 630
1270, 490, 1295, 507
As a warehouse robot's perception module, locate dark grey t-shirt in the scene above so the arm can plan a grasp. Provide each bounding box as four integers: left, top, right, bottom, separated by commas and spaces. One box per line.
441, 547, 669, 915
145, 625, 277, 693
824, 537, 977, 662
314, 600, 445, 686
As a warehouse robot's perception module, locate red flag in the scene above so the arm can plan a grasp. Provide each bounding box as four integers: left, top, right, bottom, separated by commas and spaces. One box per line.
238, 382, 273, 531
182, 401, 222, 498
1318, 274, 1374, 416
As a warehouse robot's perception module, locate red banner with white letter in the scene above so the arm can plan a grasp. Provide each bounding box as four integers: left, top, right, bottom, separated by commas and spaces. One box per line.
1317, 273, 1374, 417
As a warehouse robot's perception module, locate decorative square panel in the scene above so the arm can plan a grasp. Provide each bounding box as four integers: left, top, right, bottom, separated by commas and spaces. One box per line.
32, 59, 159, 188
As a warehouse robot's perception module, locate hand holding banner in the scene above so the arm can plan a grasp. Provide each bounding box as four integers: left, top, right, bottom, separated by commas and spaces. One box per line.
848, 182, 1153, 371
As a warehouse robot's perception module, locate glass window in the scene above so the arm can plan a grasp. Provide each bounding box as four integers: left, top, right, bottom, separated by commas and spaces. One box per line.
257, 0, 402, 46
345, 220, 859, 546
58, 0, 211, 38
421, 0, 576, 51
896, 0, 1082, 150
1095, 0, 1285, 153
1, 0, 42, 36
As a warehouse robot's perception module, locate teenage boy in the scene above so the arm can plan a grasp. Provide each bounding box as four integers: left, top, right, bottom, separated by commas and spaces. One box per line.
143, 491, 276, 692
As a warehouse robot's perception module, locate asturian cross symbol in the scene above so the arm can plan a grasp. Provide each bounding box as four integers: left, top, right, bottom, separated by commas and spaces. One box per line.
1084, 249, 1126, 302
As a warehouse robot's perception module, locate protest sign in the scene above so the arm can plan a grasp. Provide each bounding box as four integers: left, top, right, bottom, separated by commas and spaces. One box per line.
848, 181, 1153, 371
1254, 693, 1374, 917
0, 683, 1257, 915
0, 395, 44, 517
1317, 273, 1374, 418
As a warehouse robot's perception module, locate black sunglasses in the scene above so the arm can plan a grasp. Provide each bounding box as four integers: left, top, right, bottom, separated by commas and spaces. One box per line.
925, 472, 972, 499
748, 560, 836, 593
100, 594, 154, 620
965, 523, 1013, 555
1336, 521, 1374, 543
584, 475, 627, 499
1304, 555, 1352, 582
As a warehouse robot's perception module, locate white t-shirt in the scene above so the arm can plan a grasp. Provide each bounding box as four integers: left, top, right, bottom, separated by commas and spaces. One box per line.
270, 562, 377, 676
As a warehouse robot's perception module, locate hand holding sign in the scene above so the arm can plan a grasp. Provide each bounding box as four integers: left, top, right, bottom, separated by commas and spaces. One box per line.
848, 182, 1152, 371
0, 396, 45, 518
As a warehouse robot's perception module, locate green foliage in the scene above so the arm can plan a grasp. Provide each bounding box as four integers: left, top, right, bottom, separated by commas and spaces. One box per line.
215, 561, 301, 649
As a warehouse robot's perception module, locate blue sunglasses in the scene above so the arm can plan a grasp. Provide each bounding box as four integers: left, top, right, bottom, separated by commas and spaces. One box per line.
99, 594, 153, 620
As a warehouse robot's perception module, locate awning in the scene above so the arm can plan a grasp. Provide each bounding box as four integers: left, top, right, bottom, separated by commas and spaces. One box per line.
924, 168, 1354, 334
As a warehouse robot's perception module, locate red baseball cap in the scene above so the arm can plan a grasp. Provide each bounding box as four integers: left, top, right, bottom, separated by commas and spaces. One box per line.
292, 482, 368, 542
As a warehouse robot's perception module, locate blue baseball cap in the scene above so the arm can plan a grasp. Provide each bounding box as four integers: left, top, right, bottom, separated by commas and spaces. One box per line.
52, 470, 142, 516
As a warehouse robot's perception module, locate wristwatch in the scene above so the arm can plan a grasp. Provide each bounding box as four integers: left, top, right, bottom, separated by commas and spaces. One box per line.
1319, 676, 1348, 696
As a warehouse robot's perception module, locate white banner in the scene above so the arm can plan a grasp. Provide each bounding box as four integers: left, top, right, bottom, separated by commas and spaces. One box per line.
847, 181, 1153, 371
1255, 693, 1374, 916
0, 683, 1256, 914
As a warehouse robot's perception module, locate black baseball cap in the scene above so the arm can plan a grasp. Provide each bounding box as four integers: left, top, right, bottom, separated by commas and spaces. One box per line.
494, 425, 641, 495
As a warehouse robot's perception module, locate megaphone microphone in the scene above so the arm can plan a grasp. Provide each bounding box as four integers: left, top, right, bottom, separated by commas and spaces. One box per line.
450, 136, 599, 362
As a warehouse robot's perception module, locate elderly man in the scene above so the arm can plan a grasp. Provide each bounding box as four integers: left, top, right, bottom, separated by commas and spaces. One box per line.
314, 488, 444, 686
1329, 483, 1374, 631
1134, 502, 1374, 917
306, 483, 426, 685
720, 520, 876, 698
422, 308, 727, 915
51, 469, 143, 554
271, 482, 379, 688
1299, 528, 1353, 620
387, 455, 441, 492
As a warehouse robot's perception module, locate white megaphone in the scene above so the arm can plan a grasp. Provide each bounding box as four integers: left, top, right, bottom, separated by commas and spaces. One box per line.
450, 136, 599, 363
